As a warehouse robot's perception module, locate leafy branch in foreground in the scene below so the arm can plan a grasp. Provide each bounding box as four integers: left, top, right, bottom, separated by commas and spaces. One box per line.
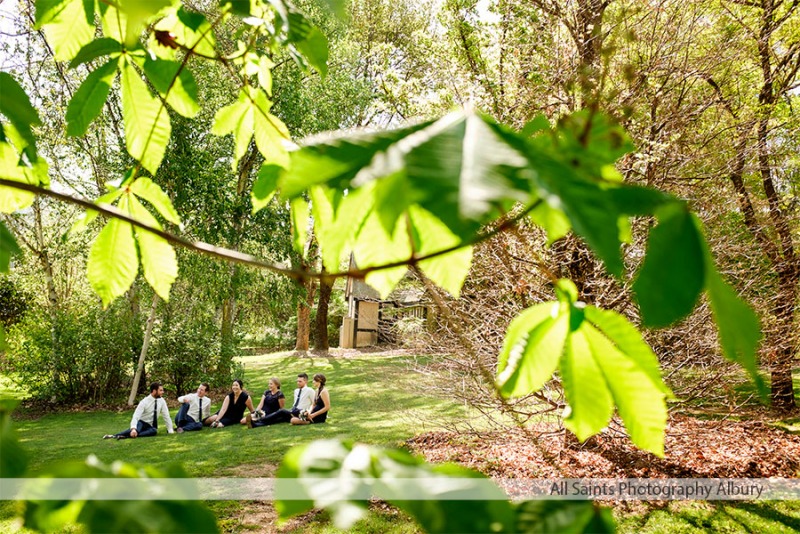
267, 111, 765, 435
497, 280, 673, 456
0, 176, 531, 285
276, 438, 614, 534
0, 101, 765, 456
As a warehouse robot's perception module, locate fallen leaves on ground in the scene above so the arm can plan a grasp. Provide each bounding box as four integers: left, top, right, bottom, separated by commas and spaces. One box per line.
406, 414, 800, 479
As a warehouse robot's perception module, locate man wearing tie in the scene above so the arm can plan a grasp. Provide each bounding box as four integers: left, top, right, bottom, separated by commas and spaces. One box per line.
252, 373, 315, 426
103, 382, 174, 439
175, 383, 212, 433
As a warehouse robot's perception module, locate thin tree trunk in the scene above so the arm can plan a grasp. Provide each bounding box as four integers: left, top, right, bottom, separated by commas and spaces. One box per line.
709, 65, 799, 410
129, 294, 159, 405
31, 198, 62, 399
770, 273, 797, 410
218, 264, 238, 375
314, 272, 333, 352
295, 277, 317, 352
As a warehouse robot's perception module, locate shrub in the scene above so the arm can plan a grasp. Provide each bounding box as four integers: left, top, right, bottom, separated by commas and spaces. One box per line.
0, 277, 29, 327
3, 302, 141, 404
148, 304, 220, 395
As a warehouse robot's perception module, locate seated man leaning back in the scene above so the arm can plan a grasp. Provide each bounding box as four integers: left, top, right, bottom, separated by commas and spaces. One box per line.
175, 382, 212, 433
103, 382, 174, 439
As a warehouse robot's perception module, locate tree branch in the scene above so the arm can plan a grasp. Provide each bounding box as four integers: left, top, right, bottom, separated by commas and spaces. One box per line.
0, 178, 540, 284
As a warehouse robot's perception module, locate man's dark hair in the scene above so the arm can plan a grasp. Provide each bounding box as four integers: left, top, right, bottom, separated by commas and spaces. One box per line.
149, 382, 162, 393
298, 373, 309, 380
200, 383, 210, 392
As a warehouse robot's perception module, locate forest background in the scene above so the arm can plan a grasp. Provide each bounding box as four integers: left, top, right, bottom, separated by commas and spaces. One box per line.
0, 0, 798, 531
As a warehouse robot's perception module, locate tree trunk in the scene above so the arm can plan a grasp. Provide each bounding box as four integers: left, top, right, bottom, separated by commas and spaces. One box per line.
31, 198, 61, 399
768, 256, 798, 411
295, 278, 317, 352
314, 273, 333, 352
218, 263, 239, 376
574, 0, 606, 105
756, 109, 798, 409
129, 294, 159, 405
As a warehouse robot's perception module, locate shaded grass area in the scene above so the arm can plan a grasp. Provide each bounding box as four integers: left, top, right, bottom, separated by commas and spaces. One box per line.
616, 500, 800, 533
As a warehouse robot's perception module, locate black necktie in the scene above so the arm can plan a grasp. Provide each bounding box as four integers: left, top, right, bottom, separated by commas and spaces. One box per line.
293, 388, 301, 409
197, 397, 203, 422
152, 398, 158, 428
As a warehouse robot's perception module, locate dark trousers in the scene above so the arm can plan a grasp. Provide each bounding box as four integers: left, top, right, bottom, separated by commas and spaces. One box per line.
253, 408, 294, 427
115, 420, 157, 439
175, 403, 203, 431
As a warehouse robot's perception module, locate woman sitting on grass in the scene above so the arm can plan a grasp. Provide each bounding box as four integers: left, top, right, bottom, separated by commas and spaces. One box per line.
291, 374, 330, 425
208, 379, 255, 428
247, 377, 285, 428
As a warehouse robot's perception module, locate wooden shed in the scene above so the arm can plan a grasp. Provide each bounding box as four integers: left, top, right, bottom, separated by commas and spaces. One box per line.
339, 258, 428, 348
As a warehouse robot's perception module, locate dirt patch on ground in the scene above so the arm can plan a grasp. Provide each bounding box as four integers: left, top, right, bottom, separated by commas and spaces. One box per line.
407, 414, 800, 479
224, 502, 321, 534
223, 463, 278, 478
299, 347, 414, 359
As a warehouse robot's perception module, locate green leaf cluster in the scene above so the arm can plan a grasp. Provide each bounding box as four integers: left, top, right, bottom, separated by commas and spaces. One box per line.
497, 280, 672, 456
0, 73, 49, 213
276, 438, 614, 534
212, 88, 290, 171
85, 176, 180, 305
258, 105, 764, 455
23, 456, 218, 533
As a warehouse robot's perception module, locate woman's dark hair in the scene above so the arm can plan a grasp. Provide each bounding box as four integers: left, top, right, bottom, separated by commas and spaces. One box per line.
313, 374, 326, 393
232, 379, 244, 391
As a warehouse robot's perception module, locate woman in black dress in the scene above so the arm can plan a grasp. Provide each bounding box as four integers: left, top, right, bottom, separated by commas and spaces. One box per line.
247, 377, 285, 428
291, 374, 329, 425
209, 379, 255, 428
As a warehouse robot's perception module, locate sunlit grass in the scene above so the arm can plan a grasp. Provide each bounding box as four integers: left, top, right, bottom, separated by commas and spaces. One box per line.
615, 500, 800, 533
0, 352, 462, 532
8, 353, 463, 477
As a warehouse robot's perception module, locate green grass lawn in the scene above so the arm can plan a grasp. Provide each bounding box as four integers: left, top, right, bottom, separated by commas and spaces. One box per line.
0, 352, 457, 533
2, 354, 798, 533
7, 353, 462, 476
615, 500, 800, 533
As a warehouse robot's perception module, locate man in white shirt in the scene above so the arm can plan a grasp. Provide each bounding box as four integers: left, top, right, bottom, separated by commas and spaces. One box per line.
255, 373, 315, 426
103, 382, 174, 439
175, 383, 212, 433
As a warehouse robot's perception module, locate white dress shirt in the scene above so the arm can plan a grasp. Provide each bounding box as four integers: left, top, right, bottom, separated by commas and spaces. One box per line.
177, 393, 211, 422
130, 395, 174, 433
291, 386, 315, 411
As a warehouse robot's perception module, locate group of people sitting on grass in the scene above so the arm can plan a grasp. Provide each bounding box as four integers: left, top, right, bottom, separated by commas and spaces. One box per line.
102, 372, 330, 440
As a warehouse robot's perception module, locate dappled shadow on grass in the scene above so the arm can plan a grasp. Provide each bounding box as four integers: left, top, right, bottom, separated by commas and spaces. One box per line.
618, 500, 800, 534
